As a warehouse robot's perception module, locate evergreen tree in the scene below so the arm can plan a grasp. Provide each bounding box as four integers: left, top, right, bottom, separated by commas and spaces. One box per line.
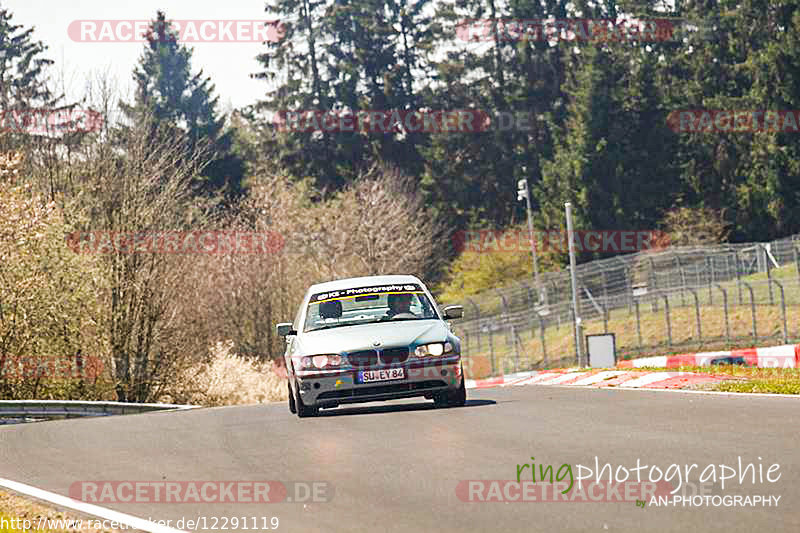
254, 0, 433, 192
120, 11, 245, 198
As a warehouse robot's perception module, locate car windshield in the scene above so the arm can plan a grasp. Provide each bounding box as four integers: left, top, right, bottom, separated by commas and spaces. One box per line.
304, 290, 438, 332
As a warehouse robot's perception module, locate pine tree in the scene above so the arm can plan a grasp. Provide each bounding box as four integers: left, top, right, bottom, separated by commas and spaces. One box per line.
120, 11, 244, 198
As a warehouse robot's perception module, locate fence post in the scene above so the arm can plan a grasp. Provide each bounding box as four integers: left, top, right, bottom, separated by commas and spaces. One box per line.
794, 244, 800, 287
674, 252, 686, 306
649, 257, 658, 312
487, 325, 495, 376
714, 284, 730, 344
661, 292, 672, 346
706, 255, 713, 305
538, 311, 548, 367
509, 323, 520, 373
764, 244, 774, 305
466, 298, 481, 353
635, 297, 643, 349
768, 279, 788, 343
518, 280, 533, 310
686, 287, 701, 342
735, 251, 743, 305
741, 281, 757, 342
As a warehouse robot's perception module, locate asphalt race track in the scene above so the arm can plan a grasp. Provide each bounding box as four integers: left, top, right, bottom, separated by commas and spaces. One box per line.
1, 386, 799, 532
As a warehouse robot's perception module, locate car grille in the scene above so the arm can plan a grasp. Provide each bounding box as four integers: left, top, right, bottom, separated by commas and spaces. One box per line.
380, 347, 409, 365
346, 350, 379, 367
345, 347, 409, 367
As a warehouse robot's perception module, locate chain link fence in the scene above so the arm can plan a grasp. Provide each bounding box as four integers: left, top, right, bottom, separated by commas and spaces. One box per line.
446, 235, 800, 378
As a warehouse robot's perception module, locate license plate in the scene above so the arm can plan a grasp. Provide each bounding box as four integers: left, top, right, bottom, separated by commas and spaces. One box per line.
357, 368, 405, 383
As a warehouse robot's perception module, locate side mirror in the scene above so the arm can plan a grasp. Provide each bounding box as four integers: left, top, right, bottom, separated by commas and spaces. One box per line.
443, 305, 463, 320
277, 323, 297, 336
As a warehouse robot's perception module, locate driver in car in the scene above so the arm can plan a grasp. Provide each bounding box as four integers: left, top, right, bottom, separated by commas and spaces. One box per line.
385, 293, 417, 319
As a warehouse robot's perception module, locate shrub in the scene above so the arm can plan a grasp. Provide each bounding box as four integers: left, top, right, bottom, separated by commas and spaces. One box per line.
163, 340, 287, 406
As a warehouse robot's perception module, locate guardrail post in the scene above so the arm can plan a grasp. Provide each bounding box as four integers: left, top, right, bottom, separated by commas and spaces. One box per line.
741, 281, 757, 341
714, 283, 730, 343
686, 287, 701, 342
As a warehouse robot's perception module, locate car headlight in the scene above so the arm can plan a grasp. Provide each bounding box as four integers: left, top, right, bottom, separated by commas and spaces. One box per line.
298, 354, 343, 370
415, 342, 454, 357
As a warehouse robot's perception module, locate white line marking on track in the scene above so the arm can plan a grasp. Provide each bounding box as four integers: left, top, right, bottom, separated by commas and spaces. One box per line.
0, 478, 188, 533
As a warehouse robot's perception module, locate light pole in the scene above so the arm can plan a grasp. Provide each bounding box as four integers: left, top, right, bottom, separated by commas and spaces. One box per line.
517, 179, 544, 305
565, 202, 583, 367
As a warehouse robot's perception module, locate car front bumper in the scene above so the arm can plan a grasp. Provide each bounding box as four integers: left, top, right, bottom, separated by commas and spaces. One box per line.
295, 357, 462, 408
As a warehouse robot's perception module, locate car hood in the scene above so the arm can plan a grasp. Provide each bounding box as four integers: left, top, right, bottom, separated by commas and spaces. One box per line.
296, 320, 451, 355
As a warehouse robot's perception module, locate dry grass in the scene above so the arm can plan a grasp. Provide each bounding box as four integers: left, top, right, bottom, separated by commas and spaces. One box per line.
0, 490, 121, 533
160, 340, 287, 406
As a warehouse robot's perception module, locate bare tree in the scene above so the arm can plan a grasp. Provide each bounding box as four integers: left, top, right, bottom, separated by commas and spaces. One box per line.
71, 115, 214, 401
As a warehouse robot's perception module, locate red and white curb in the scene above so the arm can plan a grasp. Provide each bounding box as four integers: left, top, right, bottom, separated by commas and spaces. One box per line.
466, 369, 729, 390
465, 343, 800, 391
618, 344, 800, 369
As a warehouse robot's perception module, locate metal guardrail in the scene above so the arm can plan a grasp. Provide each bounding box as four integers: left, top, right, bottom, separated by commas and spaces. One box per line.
0, 400, 198, 424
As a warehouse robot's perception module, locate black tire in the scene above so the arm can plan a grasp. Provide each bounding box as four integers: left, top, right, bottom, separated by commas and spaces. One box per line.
447, 375, 467, 407
288, 381, 296, 414
294, 381, 318, 418
435, 371, 467, 408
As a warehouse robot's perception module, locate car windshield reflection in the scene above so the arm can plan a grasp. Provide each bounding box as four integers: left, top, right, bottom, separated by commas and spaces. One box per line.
304, 291, 438, 332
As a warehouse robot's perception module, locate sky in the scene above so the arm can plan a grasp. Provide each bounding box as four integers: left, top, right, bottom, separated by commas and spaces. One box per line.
4, 0, 272, 112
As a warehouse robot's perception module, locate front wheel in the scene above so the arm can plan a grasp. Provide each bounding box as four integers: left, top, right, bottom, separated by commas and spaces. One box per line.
435, 371, 466, 408
288, 381, 296, 414
294, 381, 318, 418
